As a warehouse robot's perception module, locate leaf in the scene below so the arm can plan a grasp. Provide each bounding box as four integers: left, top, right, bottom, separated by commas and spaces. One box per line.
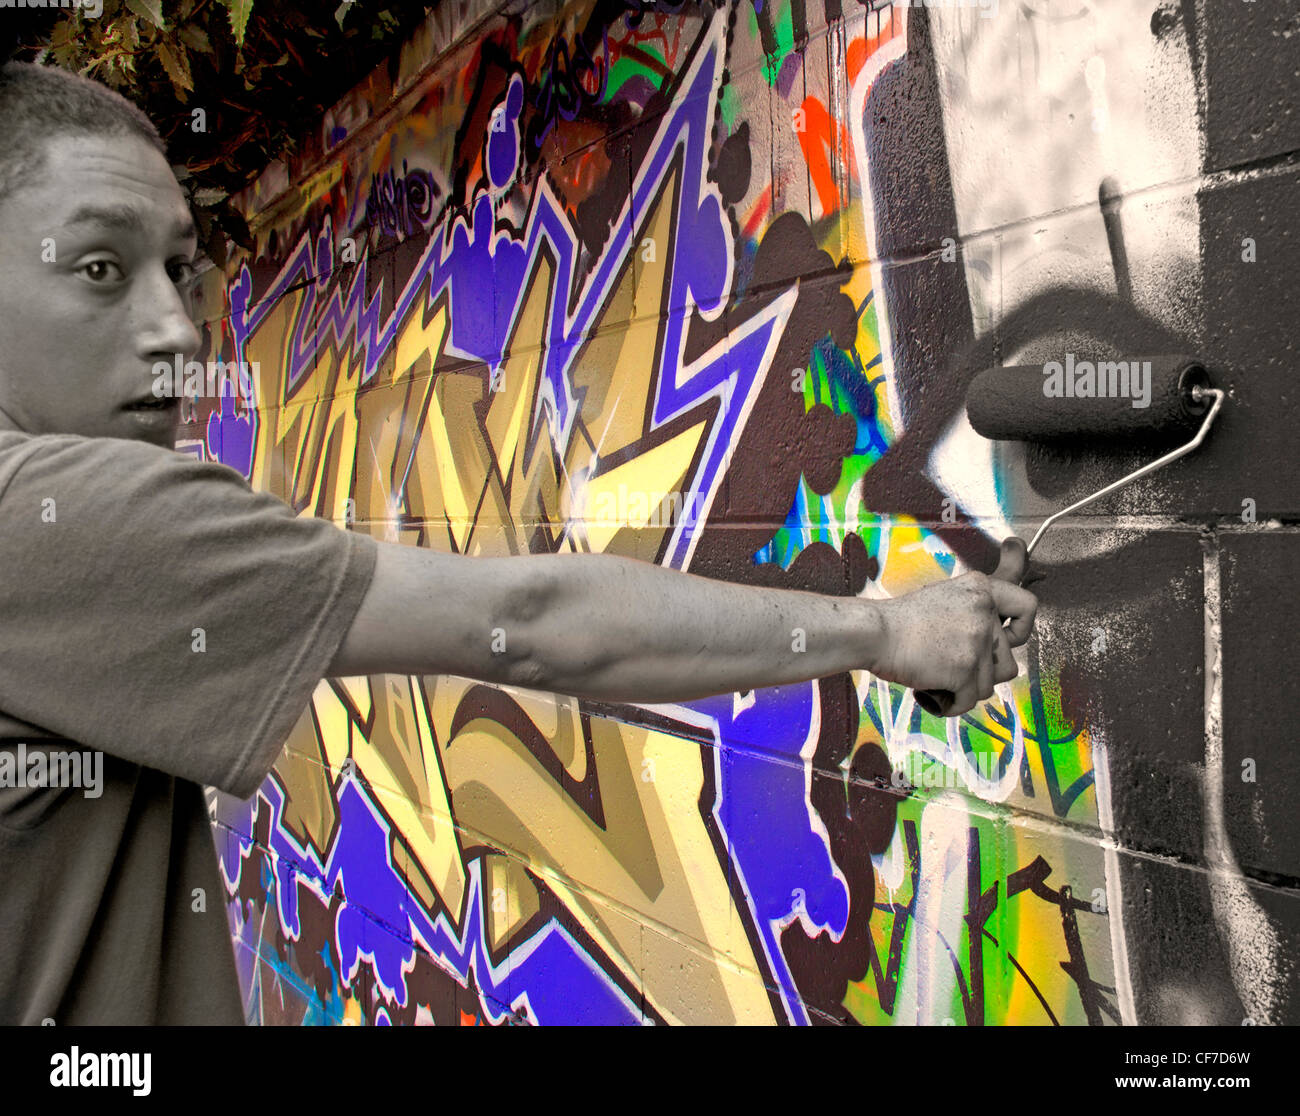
125, 0, 166, 30
118, 15, 141, 51
178, 24, 212, 55
220, 0, 254, 48
193, 206, 213, 243
191, 186, 229, 205
218, 206, 253, 252
205, 228, 228, 271
282, 37, 306, 70
157, 38, 193, 94
334, 2, 354, 31
102, 60, 128, 89
187, 154, 225, 173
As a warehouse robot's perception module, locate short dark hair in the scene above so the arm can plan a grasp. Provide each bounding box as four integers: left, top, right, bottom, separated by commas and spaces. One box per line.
0, 61, 167, 201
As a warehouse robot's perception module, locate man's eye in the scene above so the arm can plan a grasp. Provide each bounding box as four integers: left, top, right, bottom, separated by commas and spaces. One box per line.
168, 259, 198, 287
76, 259, 125, 284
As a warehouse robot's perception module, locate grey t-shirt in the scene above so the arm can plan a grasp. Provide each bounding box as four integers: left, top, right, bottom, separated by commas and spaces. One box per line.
0, 427, 379, 1024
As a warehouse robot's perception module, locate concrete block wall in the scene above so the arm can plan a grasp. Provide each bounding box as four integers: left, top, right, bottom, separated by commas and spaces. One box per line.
190, 0, 1298, 1024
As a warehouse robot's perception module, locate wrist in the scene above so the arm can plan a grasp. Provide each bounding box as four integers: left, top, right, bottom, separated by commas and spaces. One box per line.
852, 594, 890, 677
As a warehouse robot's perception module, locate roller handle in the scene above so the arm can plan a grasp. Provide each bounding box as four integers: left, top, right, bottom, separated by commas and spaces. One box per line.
913, 541, 1030, 718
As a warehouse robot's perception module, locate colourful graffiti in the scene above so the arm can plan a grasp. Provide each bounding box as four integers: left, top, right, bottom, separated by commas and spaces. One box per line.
364, 159, 440, 240
194, 0, 1123, 1025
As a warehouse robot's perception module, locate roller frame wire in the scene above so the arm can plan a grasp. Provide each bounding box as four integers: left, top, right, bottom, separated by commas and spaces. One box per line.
1022, 385, 1225, 557
913, 385, 1225, 719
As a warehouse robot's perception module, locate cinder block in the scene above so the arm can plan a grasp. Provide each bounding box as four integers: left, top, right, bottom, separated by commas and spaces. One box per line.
1218, 531, 1300, 885
1026, 525, 1207, 859
1202, 0, 1300, 172
1115, 848, 1300, 1026
1198, 167, 1300, 518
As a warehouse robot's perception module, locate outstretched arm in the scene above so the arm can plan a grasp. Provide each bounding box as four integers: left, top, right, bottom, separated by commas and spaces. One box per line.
327, 538, 1038, 715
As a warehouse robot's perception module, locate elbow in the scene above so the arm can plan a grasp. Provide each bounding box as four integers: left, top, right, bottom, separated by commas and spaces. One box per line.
506, 654, 551, 692
491, 559, 556, 692
491, 558, 619, 696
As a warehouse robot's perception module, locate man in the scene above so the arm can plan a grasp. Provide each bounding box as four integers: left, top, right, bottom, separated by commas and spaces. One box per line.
0, 61, 1036, 1024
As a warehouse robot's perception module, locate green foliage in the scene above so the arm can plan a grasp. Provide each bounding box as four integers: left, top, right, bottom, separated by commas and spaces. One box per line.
13, 0, 432, 267
220, 0, 255, 47
124, 0, 166, 29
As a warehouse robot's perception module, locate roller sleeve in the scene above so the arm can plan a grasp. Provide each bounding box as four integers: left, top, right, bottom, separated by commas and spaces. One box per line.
965, 356, 1211, 442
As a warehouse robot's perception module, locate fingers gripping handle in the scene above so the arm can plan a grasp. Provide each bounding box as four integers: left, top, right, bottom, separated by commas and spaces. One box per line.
914, 620, 1015, 715
914, 540, 1028, 718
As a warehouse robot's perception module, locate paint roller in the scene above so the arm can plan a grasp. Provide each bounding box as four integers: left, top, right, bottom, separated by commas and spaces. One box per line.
913, 354, 1226, 717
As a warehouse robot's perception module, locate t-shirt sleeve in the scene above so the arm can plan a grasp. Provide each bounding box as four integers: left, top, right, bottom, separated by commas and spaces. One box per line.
0, 434, 380, 799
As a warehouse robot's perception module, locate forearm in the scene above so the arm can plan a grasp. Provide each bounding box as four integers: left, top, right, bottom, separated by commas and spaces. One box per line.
329, 536, 1038, 719
329, 543, 885, 701
520, 552, 884, 703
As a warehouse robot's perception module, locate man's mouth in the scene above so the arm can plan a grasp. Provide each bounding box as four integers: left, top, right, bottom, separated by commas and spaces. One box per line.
122, 394, 180, 412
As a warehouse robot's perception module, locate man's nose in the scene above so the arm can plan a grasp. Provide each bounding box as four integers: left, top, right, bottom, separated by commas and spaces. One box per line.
133, 263, 203, 363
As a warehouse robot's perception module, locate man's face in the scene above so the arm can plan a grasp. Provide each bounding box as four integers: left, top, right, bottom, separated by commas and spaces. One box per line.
0, 131, 202, 449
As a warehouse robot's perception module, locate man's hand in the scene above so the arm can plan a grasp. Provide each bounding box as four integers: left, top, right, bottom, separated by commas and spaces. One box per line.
868, 538, 1038, 716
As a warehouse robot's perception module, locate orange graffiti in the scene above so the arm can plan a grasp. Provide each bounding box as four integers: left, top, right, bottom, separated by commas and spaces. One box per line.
795, 96, 851, 217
